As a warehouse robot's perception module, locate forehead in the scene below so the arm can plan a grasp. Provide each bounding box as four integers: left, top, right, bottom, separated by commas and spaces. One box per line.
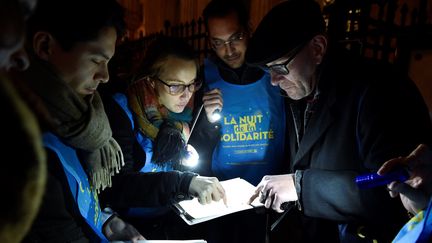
207, 11, 242, 38
158, 56, 196, 83
74, 27, 117, 58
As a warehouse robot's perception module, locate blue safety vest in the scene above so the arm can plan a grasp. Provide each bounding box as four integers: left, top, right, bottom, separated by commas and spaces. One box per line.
393, 197, 432, 243
112, 93, 172, 218
204, 59, 286, 185
42, 133, 109, 242
112, 93, 170, 172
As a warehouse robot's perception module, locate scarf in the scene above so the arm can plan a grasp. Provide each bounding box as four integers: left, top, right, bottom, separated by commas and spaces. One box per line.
127, 77, 193, 167
23, 58, 124, 193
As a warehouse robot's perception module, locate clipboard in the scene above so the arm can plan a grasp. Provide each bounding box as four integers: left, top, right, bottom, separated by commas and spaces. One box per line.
172, 178, 263, 225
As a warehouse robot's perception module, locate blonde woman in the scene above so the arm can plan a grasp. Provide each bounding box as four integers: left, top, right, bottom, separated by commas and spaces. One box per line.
102, 36, 226, 239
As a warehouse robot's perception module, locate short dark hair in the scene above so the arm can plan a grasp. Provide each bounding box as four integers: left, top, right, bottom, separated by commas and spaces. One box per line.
202, 0, 250, 33
28, 0, 125, 51
134, 36, 198, 82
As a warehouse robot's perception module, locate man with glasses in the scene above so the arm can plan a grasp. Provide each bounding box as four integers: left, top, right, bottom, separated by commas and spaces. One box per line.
190, 0, 287, 190
246, 0, 432, 242
187, 0, 287, 242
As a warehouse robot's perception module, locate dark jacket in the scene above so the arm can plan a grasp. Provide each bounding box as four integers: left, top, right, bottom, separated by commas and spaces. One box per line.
288, 48, 432, 242
188, 54, 269, 176
23, 150, 93, 243
99, 95, 196, 209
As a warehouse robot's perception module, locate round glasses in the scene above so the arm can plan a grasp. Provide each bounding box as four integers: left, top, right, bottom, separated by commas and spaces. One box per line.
210, 32, 245, 50
266, 42, 308, 75
154, 77, 202, 95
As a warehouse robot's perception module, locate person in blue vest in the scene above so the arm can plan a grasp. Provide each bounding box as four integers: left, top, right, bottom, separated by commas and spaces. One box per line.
0, 0, 46, 242
189, 0, 287, 188
18, 0, 145, 241
246, 0, 432, 242
378, 144, 432, 242
186, 1, 287, 243
100, 35, 227, 239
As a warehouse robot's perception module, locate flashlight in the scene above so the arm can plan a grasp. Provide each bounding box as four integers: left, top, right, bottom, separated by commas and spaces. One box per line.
211, 109, 222, 122
182, 145, 199, 167
355, 169, 409, 189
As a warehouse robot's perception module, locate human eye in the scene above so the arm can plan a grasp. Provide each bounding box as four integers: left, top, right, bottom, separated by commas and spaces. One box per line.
91, 57, 105, 65
232, 32, 244, 41
211, 39, 223, 48
167, 83, 184, 94
193, 80, 202, 90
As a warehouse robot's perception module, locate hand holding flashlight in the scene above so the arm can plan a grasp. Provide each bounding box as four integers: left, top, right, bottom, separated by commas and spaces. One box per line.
202, 89, 223, 123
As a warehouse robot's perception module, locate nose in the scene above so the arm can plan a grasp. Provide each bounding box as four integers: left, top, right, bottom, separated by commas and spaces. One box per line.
9, 48, 30, 71
224, 43, 234, 56
96, 63, 110, 83
270, 72, 282, 86
180, 86, 193, 100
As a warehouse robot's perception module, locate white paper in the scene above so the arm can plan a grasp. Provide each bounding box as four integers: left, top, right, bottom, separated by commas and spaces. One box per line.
173, 178, 263, 225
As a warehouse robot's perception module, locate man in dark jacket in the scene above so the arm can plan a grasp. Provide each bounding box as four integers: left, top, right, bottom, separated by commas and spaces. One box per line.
246, 0, 432, 242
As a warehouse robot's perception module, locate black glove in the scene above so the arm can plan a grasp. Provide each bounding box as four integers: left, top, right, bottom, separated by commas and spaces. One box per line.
152, 121, 187, 169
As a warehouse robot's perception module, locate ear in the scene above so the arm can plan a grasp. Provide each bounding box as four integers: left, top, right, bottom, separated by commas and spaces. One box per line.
32, 31, 55, 61
310, 34, 327, 65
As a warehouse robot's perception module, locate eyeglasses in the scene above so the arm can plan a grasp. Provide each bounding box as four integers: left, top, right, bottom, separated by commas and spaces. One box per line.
210, 32, 245, 50
154, 77, 202, 95
266, 42, 308, 75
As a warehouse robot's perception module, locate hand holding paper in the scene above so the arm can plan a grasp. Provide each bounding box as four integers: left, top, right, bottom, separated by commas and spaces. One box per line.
175, 178, 263, 225
249, 174, 298, 213
188, 176, 226, 205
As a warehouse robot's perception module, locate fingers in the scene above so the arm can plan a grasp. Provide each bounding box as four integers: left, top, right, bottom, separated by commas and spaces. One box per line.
203, 88, 222, 99
379, 144, 429, 176
272, 193, 284, 213
259, 177, 271, 204
410, 144, 428, 159
389, 181, 424, 203
194, 177, 226, 205
387, 181, 400, 198
127, 225, 145, 242
213, 182, 227, 206
203, 89, 223, 114
248, 186, 261, 205
197, 189, 212, 205
130, 233, 145, 242
264, 188, 274, 209
377, 157, 403, 175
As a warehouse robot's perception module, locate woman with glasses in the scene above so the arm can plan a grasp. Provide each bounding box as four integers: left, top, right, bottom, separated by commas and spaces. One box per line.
100, 36, 226, 240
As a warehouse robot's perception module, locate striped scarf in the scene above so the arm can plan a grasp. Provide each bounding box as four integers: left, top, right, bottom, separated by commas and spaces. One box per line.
127, 77, 193, 166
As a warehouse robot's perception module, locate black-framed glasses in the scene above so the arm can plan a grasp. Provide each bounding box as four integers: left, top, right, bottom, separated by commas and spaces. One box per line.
154, 77, 202, 95
266, 42, 308, 75
210, 32, 245, 50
